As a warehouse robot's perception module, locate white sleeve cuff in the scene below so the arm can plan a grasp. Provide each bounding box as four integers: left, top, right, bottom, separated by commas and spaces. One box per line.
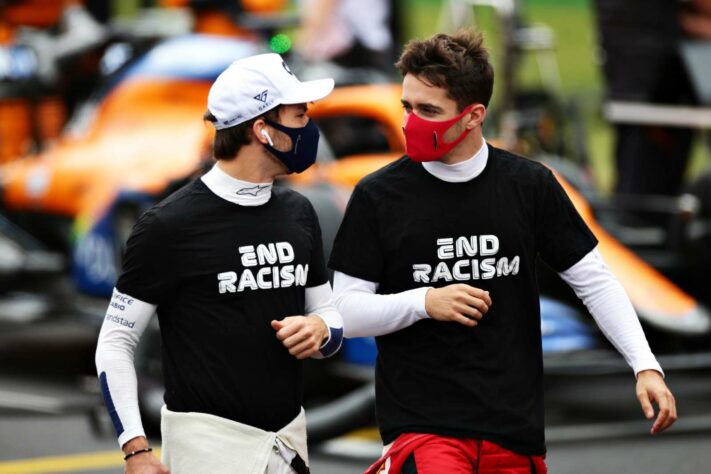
118, 428, 147, 449
633, 359, 665, 379
305, 283, 343, 358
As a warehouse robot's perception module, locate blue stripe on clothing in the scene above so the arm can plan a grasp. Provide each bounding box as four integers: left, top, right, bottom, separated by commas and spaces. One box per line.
319, 326, 343, 358
99, 371, 124, 436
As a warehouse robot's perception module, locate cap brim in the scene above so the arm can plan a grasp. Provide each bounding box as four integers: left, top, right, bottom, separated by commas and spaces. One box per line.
281, 78, 335, 104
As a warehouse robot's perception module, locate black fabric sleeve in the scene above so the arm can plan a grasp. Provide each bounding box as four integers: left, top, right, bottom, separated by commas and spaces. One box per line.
306, 202, 329, 287
328, 185, 384, 282
115, 209, 177, 305
535, 169, 598, 272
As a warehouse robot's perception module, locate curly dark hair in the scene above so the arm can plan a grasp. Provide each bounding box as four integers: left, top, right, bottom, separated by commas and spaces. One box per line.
395, 30, 494, 110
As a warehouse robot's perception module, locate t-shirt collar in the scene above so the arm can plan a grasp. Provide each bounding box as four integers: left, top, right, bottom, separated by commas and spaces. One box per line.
422, 139, 488, 183
200, 164, 273, 206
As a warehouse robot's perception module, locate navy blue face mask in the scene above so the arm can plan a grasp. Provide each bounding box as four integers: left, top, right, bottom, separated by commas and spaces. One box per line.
263, 118, 320, 174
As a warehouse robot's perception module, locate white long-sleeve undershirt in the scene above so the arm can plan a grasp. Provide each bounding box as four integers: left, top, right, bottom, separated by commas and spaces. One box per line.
95, 289, 155, 447
558, 248, 663, 376
95, 283, 342, 447
333, 247, 663, 377
332, 273, 429, 337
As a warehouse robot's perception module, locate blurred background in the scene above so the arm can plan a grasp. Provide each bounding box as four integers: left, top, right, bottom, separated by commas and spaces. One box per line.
0, 0, 710, 473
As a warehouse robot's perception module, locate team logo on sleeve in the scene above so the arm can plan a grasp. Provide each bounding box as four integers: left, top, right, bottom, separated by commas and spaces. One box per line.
217, 241, 309, 293
105, 292, 137, 328
413, 235, 520, 283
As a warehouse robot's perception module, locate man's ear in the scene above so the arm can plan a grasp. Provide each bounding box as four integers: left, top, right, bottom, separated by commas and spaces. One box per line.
253, 119, 270, 145
466, 104, 487, 129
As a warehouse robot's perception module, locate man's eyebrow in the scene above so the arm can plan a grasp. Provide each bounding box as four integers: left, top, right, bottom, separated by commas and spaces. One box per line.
418, 102, 444, 112
400, 99, 443, 113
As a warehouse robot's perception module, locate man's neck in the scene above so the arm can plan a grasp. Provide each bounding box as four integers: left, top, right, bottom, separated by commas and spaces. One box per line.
216, 146, 281, 183
438, 130, 484, 165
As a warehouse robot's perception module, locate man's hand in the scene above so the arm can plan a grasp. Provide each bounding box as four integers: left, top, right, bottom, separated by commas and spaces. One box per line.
125, 454, 169, 474
122, 437, 169, 474
636, 370, 677, 435
425, 284, 492, 327
272, 315, 329, 359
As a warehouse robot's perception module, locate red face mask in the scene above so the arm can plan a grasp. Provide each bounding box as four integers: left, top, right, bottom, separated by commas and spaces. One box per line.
403, 105, 475, 162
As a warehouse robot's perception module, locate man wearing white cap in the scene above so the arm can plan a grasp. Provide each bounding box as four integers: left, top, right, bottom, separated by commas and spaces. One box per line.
94, 53, 343, 474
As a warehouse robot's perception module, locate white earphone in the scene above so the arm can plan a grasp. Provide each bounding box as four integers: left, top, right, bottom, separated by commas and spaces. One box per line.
260, 129, 274, 146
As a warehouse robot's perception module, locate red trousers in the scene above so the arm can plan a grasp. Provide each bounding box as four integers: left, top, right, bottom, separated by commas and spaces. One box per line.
365, 433, 547, 474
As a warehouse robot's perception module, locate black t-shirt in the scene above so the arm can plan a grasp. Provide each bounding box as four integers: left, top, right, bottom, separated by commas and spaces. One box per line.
328, 145, 597, 455
117, 179, 328, 432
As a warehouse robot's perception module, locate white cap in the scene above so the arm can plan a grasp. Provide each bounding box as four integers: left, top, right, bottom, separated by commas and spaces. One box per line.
207, 53, 334, 130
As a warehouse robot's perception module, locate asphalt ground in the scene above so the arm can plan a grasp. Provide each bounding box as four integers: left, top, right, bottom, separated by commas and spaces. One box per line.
1, 369, 711, 474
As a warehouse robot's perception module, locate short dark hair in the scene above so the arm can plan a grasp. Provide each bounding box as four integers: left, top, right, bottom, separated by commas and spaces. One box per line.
203, 106, 281, 160
396, 30, 494, 110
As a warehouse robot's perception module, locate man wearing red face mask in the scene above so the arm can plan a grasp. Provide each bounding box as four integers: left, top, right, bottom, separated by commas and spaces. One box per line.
328, 31, 676, 473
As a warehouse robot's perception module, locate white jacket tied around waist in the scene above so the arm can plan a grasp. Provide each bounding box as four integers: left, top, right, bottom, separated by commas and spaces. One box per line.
160, 406, 308, 474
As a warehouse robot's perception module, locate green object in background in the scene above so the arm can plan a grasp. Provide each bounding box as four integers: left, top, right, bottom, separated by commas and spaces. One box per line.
113, 0, 142, 17
270, 34, 293, 54
403, 0, 600, 97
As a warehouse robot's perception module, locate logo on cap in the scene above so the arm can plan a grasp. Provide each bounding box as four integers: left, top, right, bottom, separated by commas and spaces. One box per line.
253, 90, 269, 103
